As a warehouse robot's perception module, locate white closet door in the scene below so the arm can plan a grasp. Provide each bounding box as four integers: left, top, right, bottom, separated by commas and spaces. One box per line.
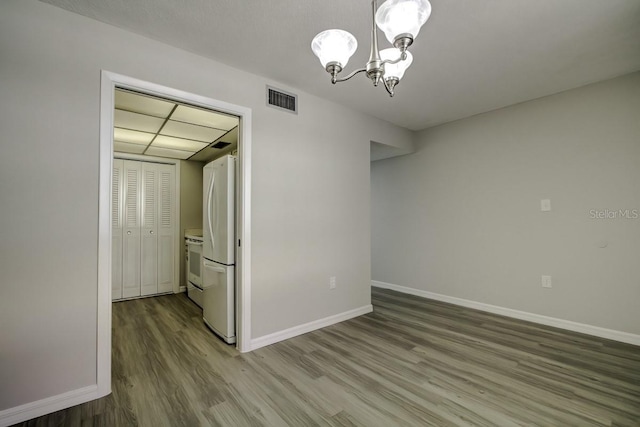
112, 159, 124, 301
157, 164, 176, 294
140, 162, 158, 296
122, 160, 142, 299
113, 158, 176, 300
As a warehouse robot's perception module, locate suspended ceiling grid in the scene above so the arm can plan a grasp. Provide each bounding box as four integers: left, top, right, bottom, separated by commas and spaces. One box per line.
114, 89, 239, 161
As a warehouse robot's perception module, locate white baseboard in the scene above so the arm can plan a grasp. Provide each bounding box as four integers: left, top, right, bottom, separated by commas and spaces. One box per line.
178, 285, 187, 293
250, 304, 373, 351
0, 385, 100, 427
372, 280, 640, 347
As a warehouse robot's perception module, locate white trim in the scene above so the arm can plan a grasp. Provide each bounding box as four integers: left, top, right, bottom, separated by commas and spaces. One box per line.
112, 152, 182, 295
0, 385, 99, 427
371, 280, 640, 346
113, 152, 179, 164
97, 73, 114, 399
237, 113, 252, 353
250, 305, 373, 351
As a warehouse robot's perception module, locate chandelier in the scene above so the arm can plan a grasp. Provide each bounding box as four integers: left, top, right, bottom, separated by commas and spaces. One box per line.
311, 0, 432, 97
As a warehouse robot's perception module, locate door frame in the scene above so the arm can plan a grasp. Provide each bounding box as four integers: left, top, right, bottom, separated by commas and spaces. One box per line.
98, 71, 253, 397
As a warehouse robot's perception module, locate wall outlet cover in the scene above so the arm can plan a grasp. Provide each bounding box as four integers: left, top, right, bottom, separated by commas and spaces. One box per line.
541, 199, 551, 212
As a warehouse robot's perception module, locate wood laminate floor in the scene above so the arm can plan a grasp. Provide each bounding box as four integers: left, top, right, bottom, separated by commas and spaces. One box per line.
15, 288, 640, 426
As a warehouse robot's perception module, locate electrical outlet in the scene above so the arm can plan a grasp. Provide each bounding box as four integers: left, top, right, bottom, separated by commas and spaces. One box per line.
541, 275, 552, 288
329, 276, 336, 290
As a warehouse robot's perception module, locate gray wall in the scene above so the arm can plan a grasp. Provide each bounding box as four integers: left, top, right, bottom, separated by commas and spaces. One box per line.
0, 0, 412, 412
372, 72, 640, 335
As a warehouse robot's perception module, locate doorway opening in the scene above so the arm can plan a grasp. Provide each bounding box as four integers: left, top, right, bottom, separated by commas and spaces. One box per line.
97, 71, 252, 398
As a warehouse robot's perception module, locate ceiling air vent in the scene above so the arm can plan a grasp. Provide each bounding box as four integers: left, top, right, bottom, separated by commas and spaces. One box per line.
266, 85, 298, 114
212, 141, 231, 149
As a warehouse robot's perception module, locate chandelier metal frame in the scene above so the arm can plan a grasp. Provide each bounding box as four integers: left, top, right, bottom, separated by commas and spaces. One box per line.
312, 0, 431, 97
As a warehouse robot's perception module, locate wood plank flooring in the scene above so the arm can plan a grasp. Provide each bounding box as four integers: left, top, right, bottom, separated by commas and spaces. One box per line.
14, 288, 640, 426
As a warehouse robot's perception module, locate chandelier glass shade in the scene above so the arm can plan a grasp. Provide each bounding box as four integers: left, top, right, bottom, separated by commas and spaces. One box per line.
380, 48, 413, 81
311, 0, 431, 97
375, 0, 432, 45
311, 29, 358, 69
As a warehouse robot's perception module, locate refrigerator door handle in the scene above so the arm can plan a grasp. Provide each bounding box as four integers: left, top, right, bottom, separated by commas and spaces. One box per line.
213, 176, 219, 242
202, 260, 226, 290
204, 264, 226, 273
207, 172, 215, 250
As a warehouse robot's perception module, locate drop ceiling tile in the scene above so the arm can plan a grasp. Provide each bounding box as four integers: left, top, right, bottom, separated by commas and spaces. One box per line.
145, 146, 194, 160
115, 90, 175, 117
161, 120, 227, 142
114, 128, 155, 145
171, 105, 239, 130
114, 141, 146, 154
114, 109, 165, 133
152, 135, 208, 151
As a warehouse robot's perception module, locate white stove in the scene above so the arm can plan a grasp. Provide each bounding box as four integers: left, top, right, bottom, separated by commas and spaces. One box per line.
185, 232, 204, 308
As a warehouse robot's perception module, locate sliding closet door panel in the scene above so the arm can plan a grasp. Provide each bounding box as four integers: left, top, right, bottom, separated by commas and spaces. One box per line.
112, 159, 124, 301
140, 163, 158, 296
122, 160, 142, 299
157, 164, 176, 294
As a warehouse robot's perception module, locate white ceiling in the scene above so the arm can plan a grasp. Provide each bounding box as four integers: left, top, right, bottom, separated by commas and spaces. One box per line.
41, 0, 640, 131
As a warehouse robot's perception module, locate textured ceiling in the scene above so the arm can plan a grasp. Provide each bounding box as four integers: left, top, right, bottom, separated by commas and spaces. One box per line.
40, 0, 640, 131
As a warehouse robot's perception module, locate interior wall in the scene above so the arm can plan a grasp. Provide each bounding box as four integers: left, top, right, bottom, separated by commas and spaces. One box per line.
179, 160, 205, 288
0, 0, 413, 413
372, 72, 640, 335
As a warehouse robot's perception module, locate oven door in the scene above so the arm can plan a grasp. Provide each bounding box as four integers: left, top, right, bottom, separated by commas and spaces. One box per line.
187, 240, 203, 287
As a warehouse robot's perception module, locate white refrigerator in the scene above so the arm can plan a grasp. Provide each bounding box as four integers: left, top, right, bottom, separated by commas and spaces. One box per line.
202, 155, 236, 344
